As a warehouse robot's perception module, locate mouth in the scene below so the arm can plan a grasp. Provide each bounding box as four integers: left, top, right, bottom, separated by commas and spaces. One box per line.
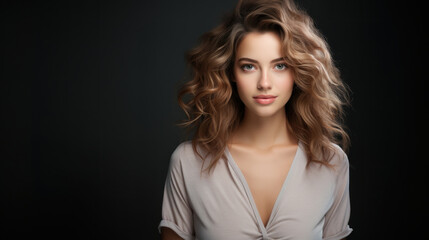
253, 95, 277, 99
253, 95, 277, 105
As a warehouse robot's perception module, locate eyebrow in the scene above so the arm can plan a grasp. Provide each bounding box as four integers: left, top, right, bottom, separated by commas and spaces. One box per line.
236, 57, 286, 63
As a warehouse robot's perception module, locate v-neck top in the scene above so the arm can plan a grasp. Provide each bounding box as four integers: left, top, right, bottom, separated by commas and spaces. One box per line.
158, 141, 352, 240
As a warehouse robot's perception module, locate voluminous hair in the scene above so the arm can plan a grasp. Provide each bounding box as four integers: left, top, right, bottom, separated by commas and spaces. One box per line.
178, 0, 351, 175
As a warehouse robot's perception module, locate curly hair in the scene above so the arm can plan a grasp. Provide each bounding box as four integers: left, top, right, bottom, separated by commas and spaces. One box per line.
178, 0, 351, 175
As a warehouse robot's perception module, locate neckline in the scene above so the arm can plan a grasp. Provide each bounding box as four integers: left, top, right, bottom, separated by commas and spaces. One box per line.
225, 140, 302, 235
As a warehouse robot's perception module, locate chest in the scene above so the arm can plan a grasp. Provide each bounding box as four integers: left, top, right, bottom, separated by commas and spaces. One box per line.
188, 145, 336, 239
228, 146, 297, 227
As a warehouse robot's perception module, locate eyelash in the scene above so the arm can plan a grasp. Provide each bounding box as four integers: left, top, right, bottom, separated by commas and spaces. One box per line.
239, 63, 288, 72
241, 64, 255, 71
274, 63, 287, 70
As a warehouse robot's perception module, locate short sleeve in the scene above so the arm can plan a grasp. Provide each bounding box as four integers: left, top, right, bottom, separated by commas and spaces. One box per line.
322, 149, 353, 240
158, 143, 194, 239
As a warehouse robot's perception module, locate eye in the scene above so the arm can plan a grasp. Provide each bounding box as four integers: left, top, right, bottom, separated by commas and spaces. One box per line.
274, 63, 288, 70
240, 64, 255, 71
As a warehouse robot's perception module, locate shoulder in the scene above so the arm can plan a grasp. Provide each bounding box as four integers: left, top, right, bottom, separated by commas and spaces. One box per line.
171, 141, 192, 160
169, 141, 200, 169
328, 142, 350, 175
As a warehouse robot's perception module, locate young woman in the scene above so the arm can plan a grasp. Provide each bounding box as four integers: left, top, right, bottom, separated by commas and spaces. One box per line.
159, 0, 352, 239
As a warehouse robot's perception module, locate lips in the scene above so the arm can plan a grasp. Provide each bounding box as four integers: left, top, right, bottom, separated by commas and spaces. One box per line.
253, 95, 277, 105
254, 95, 276, 99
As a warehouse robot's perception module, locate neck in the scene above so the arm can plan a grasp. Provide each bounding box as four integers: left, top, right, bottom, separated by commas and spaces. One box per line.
231, 108, 297, 150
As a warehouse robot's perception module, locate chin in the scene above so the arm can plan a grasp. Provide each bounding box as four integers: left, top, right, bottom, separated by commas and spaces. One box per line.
247, 107, 284, 118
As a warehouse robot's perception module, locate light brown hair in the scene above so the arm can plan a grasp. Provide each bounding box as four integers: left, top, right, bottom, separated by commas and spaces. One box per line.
178, 0, 351, 175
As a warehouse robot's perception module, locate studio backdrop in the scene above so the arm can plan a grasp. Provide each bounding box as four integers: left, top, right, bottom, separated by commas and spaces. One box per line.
2, 0, 425, 239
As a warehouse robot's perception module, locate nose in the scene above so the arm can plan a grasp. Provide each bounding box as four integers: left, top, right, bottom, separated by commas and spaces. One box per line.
257, 69, 272, 90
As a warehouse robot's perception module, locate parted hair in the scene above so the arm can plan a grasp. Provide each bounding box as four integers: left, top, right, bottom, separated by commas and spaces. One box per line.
178, 0, 351, 175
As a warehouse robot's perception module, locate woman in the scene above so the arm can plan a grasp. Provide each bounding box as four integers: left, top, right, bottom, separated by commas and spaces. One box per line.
159, 0, 352, 239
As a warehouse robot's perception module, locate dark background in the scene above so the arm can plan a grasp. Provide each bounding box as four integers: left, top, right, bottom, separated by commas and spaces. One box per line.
2, 0, 427, 239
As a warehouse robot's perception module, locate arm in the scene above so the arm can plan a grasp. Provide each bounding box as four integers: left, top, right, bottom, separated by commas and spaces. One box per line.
158, 143, 194, 239
322, 146, 353, 240
161, 227, 184, 240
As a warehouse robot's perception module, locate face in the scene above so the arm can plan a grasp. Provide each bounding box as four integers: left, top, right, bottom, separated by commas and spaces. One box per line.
233, 31, 294, 118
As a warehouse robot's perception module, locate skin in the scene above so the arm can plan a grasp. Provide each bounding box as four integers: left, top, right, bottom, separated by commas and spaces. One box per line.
230, 31, 296, 149
228, 31, 298, 228
160, 227, 183, 240
161, 31, 346, 240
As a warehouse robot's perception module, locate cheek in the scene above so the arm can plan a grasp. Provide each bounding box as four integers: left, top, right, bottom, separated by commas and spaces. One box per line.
235, 80, 251, 101
274, 73, 294, 92
236, 79, 249, 92
235, 73, 256, 94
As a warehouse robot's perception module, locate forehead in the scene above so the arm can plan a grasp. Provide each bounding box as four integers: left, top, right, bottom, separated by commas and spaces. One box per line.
235, 31, 283, 61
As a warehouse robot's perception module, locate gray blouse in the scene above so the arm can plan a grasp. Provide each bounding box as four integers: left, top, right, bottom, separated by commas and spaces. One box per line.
158, 140, 352, 240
